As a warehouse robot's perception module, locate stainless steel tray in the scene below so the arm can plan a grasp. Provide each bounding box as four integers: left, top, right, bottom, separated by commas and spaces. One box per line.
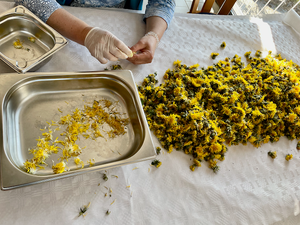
0, 70, 156, 190
0, 6, 68, 73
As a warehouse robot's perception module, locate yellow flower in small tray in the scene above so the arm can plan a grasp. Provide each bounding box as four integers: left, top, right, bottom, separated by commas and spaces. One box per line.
87, 159, 95, 167
13, 39, 23, 49
24, 160, 41, 174
52, 161, 66, 174
28, 36, 36, 43
74, 157, 84, 169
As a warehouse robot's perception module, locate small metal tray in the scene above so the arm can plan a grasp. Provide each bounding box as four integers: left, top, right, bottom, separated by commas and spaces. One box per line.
0, 6, 68, 73
0, 70, 156, 190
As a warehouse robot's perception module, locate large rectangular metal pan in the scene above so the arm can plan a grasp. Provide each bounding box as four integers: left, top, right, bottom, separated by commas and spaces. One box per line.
0, 6, 68, 73
0, 70, 156, 190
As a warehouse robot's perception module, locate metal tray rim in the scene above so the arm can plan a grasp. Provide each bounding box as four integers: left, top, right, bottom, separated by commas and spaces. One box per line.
0, 70, 156, 190
0, 6, 68, 73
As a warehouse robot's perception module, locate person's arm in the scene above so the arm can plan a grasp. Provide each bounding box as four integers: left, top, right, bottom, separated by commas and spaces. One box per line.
127, 16, 167, 64
46, 8, 92, 46
127, 0, 175, 65
145, 16, 168, 41
48, 8, 132, 63
15, 0, 132, 64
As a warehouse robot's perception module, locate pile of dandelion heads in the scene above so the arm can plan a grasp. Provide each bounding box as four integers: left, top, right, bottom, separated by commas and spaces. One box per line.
138, 52, 300, 172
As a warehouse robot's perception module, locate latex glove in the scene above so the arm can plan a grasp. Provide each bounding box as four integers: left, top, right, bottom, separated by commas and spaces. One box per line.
84, 27, 133, 64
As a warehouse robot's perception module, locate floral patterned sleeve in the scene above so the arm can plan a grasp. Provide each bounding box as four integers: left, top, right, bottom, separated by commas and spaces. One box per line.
144, 0, 175, 28
15, 0, 62, 23
14, 0, 175, 28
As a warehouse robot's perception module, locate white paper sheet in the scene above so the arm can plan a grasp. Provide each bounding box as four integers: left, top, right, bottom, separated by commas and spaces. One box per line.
1, 1, 300, 224
283, 9, 300, 36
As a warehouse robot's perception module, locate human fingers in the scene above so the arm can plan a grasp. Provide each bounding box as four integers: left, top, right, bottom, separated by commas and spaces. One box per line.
97, 57, 108, 64
130, 40, 147, 54
90, 44, 109, 64
113, 38, 133, 58
127, 50, 153, 65
103, 51, 118, 62
110, 46, 128, 60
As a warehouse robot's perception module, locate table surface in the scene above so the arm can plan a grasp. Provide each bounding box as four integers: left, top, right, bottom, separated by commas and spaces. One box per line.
1, 1, 300, 225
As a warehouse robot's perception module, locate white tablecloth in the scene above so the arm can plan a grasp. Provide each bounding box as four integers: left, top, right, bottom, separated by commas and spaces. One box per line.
1, 2, 300, 225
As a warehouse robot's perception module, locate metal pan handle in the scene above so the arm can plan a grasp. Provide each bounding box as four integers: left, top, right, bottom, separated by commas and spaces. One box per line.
15, 7, 25, 14
55, 36, 65, 44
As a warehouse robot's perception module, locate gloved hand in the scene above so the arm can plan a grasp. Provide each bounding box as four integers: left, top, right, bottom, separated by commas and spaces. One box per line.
84, 27, 133, 64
